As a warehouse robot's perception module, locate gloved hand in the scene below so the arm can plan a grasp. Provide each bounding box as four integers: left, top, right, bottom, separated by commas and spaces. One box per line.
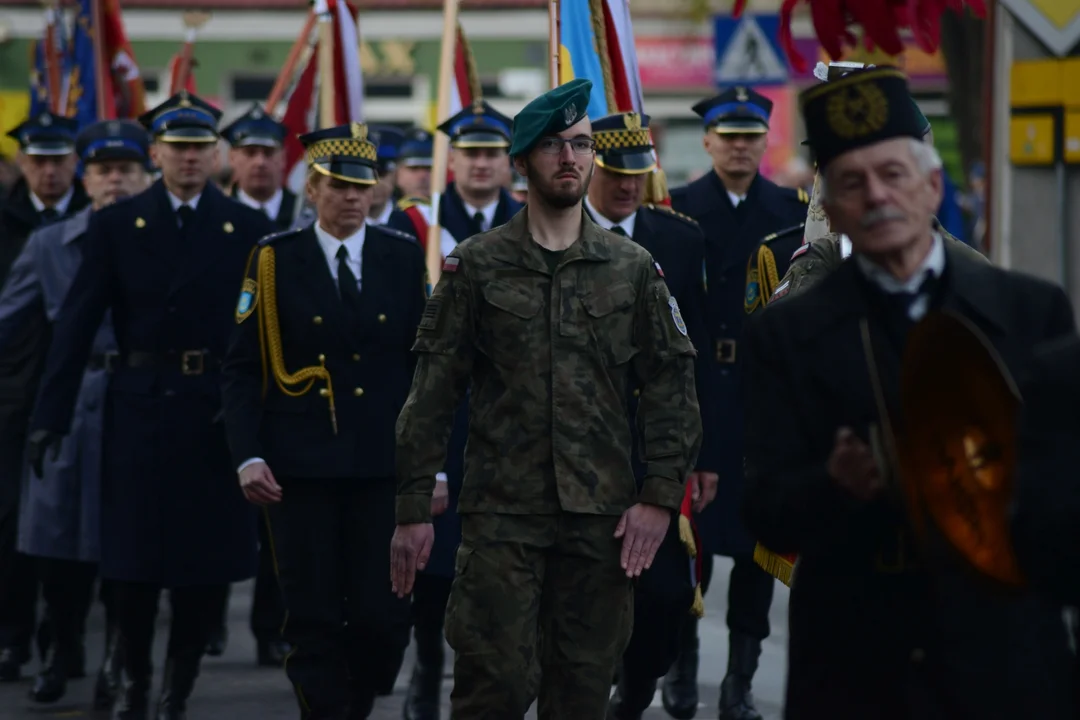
26, 430, 62, 479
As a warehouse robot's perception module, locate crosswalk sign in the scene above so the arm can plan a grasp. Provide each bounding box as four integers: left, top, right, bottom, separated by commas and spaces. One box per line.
713, 14, 789, 86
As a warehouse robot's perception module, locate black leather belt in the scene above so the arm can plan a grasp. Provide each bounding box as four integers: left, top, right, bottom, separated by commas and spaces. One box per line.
87, 351, 119, 372
125, 350, 217, 376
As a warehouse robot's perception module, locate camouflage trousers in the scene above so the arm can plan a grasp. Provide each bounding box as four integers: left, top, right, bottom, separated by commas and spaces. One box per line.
445, 512, 634, 719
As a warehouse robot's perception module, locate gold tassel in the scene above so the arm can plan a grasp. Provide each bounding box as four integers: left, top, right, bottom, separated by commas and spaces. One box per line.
678, 513, 697, 559
753, 543, 795, 587
690, 584, 705, 618
643, 168, 669, 205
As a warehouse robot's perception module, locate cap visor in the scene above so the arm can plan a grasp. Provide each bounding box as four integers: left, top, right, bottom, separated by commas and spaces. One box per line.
83, 149, 148, 164
158, 127, 220, 143
711, 120, 769, 134
311, 160, 377, 185
400, 157, 433, 168
233, 136, 281, 148
595, 150, 657, 175
452, 131, 510, 149
23, 142, 74, 156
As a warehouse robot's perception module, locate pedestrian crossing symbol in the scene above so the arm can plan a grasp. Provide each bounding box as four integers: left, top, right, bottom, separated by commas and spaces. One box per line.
714, 14, 789, 86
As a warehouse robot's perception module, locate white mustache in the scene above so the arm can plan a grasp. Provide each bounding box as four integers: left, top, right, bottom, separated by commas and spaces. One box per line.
860, 207, 906, 228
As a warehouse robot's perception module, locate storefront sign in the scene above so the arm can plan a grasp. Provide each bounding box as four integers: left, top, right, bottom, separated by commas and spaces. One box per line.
637, 37, 715, 90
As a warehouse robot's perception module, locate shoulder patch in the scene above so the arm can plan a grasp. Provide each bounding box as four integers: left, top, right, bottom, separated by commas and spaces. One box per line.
790, 243, 811, 261
235, 277, 258, 323
442, 255, 460, 273
644, 203, 699, 227
257, 228, 304, 247
654, 261, 665, 278
668, 296, 687, 336
771, 279, 791, 300
762, 223, 806, 246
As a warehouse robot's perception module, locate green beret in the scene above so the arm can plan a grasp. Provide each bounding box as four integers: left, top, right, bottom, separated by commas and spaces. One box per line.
509, 78, 593, 157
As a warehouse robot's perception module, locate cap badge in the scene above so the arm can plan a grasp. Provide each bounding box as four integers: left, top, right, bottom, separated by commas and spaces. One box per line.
563, 103, 578, 127
735, 87, 749, 102
40, 113, 52, 126
350, 122, 367, 140
623, 113, 641, 131
826, 82, 889, 139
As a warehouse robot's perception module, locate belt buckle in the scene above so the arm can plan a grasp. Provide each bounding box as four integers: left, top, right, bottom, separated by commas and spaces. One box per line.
103, 351, 118, 373
715, 339, 737, 364
181, 350, 205, 376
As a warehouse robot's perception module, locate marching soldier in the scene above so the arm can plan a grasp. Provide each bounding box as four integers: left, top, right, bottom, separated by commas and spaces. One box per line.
395, 128, 434, 201
435, 99, 523, 239
581, 110, 711, 720
0, 111, 89, 682
221, 103, 299, 231
743, 65, 1075, 720
0, 119, 149, 708
26, 90, 274, 719
221, 122, 422, 720
391, 78, 702, 719
667, 86, 809, 720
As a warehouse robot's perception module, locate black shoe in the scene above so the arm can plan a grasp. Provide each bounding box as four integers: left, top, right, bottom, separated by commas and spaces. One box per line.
28, 663, 66, 704
204, 626, 227, 657
661, 618, 699, 720
256, 638, 290, 668
607, 665, 656, 720
156, 656, 199, 720
95, 625, 125, 712
718, 633, 763, 720
0, 646, 27, 682
113, 676, 151, 720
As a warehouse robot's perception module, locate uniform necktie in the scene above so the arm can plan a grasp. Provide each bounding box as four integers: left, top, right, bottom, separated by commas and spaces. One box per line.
472, 211, 485, 232
40, 207, 58, 222
336, 245, 363, 313
177, 205, 195, 230
610, 225, 627, 237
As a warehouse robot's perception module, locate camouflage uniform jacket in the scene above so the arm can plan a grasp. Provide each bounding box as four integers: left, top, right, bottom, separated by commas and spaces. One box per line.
394, 208, 703, 525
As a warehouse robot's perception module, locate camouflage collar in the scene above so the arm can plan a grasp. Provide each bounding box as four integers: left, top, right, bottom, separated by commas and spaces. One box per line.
491, 206, 613, 275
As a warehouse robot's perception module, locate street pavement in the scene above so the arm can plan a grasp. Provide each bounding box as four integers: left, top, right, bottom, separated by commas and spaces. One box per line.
0, 557, 789, 719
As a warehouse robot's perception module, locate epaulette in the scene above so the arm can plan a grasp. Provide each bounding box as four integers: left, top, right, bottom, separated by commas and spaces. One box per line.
396, 195, 429, 211
644, 203, 699, 227
761, 223, 806, 245
373, 224, 416, 243
797, 187, 810, 204
257, 228, 305, 247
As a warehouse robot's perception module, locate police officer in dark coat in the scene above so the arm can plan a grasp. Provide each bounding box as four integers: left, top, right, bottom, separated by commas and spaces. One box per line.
0, 111, 89, 682
213, 107, 295, 664
666, 86, 809, 720
579, 111, 709, 720
743, 66, 1075, 720
221, 122, 422, 720
222, 103, 299, 231
27, 91, 274, 719
395, 128, 434, 201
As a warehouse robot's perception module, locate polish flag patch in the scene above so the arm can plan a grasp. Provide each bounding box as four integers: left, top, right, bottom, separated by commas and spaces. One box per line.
654, 262, 665, 278
790, 242, 810, 261
442, 256, 460, 273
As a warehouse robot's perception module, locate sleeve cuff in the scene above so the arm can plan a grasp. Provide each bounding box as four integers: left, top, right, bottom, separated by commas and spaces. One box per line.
396, 494, 433, 525
237, 457, 264, 473
639, 475, 685, 511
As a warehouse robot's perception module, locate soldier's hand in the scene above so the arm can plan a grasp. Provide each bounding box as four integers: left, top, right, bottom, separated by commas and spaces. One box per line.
614, 503, 672, 578
238, 462, 283, 505
690, 471, 719, 513
391, 523, 434, 598
431, 480, 449, 517
26, 430, 62, 480
828, 427, 884, 502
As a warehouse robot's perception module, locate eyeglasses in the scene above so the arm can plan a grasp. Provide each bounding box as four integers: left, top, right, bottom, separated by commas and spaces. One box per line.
536, 137, 596, 155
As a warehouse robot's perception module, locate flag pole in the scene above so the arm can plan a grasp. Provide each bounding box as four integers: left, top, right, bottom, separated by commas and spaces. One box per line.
424, 0, 460, 290
265, 8, 316, 115
315, 0, 335, 129
90, 0, 109, 119
548, 0, 560, 89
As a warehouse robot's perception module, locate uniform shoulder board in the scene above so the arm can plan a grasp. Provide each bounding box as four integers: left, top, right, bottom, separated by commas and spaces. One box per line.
797, 187, 810, 204
396, 195, 429, 211
761, 223, 806, 246
374, 224, 416, 243
644, 203, 699, 227
257, 228, 304, 247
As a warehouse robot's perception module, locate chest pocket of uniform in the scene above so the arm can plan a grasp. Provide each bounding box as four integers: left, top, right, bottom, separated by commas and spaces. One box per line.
479, 281, 544, 364
576, 280, 638, 366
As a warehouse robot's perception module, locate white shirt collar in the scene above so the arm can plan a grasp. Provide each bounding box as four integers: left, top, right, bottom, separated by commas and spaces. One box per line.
840, 234, 852, 258
31, 187, 74, 215
855, 232, 945, 294
237, 187, 283, 221
585, 197, 636, 238
727, 190, 746, 207
167, 189, 201, 211
371, 202, 394, 225
462, 197, 499, 232
314, 221, 366, 283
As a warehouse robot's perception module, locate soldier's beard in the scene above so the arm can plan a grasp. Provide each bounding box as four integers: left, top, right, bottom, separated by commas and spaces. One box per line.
523, 159, 592, 210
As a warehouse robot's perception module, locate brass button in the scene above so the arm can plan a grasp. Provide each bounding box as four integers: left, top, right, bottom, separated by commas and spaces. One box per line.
377, 313, 387, 323
319, 388, 330, 397
313, 315, 323, 325
352, 353, 361, 361
353, 387, 364, 397
632, 388, 641, 397
318, 354, 326, 363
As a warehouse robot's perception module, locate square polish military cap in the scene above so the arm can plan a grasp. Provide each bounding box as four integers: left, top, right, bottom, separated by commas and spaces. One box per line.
800, 66, 925, 169
300, 122, 378, 185
138, 90, 222, 143
76, 119, 151, 166
220, 104, 287, 148
509, 78, 593, 157
438, 99, 513, 149
398, 128, 433, 168
368, 124, 405, 172
692, 86, 773, 134
592, 111, 656, 175
7, 112, 78, 156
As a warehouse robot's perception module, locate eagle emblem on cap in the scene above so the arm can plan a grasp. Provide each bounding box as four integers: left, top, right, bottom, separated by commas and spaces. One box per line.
472, 98, 485, 114
350, 122, 367, 140
40, 113, 52, 126
735, 87, 749, 102
178, 90, 192, 108
107, 121, 120, 133
563, 103, 578, 127
252, 107, 263, 119
826, 83, 889, 139
623, 113, 642, 131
